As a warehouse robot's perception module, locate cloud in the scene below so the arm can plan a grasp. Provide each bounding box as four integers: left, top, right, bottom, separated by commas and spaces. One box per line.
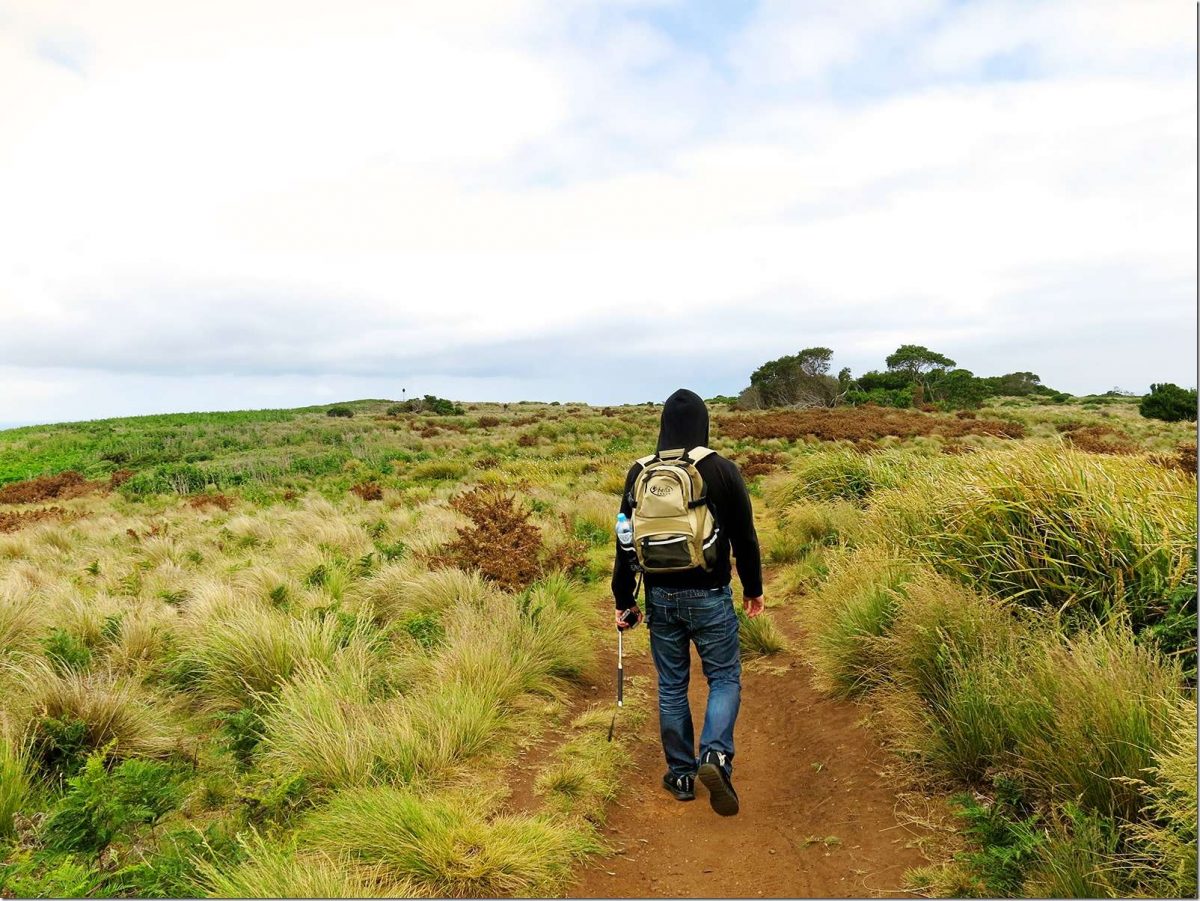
0, 0, 1194, 425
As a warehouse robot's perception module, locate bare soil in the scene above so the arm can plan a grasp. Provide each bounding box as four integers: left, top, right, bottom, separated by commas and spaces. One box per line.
566, 602, 933, 899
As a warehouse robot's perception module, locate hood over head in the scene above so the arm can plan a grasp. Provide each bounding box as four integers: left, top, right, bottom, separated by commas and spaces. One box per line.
656, 388, 710, 453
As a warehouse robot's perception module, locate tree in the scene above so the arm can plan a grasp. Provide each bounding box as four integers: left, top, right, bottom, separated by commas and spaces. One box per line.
748, 347, 839, 408
933, 369, 988, 409
885, 345, 956, 382
1139, 384, 1198, 423
736, 385, 763, 410
984, 371, 1045, 397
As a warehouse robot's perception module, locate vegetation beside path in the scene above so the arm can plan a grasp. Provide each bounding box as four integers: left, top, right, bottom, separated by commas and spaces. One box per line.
0, 395, 1194, 897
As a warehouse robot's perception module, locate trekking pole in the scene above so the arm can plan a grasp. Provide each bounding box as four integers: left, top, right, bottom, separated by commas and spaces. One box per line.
606, 626, 623, 742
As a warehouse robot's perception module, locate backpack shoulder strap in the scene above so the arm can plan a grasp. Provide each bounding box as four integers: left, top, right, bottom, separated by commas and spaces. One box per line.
689, 446, 715, 464
635, 454, 657, 468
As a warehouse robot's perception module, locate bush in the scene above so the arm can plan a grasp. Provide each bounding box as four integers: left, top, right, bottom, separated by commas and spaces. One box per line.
41, 628, 93, 674
430, 488, 544, 592
1139, 383, 1197, 422
43, 750, 182, 853
390, 396, 464, 416
326, 406, 354, 418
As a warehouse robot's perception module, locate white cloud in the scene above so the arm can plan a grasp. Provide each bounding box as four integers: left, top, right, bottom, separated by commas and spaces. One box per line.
0, 0, 1194, 424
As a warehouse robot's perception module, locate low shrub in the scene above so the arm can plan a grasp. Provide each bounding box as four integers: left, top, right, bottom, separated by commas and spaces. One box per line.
326, 406, 354, 418
719, 408, 1024, 443
43, 750, 182, 853
430, 488, 544, 592
350, 481, 383, 501
0, 471, 101, 504
41, 628, 93, 674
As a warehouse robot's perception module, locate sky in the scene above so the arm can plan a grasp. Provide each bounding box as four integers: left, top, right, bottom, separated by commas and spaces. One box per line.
0, 0, 1195, 426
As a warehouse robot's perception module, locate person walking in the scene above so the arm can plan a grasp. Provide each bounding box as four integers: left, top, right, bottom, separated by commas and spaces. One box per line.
611, 388, 764, 816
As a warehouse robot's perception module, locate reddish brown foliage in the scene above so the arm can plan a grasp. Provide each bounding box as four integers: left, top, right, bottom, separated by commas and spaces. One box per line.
0, 471, 103, 505
955, 410, 977, 420
350, 481, 384, 501
0, 506, 73, 533
474, 456, 500, 470
418, 426, 441, 438
476, 416, 501, 428
1060, 424, 1138, 455
940, 441, 978, 456
282, 489, 300, 502
126, 521, 168, 541
736, 451, 785, 479
1151, 442, 1198, 476
188, 493, 235, 511
430, 487, 544, 592
108, 469, 135, 488
516, 433, 538, 448
717, 408, 1025, 443
547, 515, 591, 578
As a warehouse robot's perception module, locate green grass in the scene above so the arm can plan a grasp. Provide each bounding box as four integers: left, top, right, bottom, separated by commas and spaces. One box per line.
303, 786, 601, 896
1, 397, 1193, 899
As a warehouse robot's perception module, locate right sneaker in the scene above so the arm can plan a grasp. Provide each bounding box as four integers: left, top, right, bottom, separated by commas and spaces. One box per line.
697, 750, 739, 816
662, 772, 695, 801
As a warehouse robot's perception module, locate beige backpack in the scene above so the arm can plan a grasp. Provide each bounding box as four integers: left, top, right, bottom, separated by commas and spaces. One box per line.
628, 447, 720, 573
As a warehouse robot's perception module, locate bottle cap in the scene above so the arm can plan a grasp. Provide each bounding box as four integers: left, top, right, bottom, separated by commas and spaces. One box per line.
616, 512, 627, 521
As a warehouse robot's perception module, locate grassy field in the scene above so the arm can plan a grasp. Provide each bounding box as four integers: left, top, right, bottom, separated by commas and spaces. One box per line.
0, 397, 1194, 897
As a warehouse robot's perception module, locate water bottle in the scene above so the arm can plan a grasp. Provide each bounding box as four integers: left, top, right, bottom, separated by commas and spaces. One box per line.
615, 512, 634, 548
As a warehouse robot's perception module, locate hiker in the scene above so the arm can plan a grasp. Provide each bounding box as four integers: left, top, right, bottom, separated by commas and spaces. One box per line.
612, 388, 764, 816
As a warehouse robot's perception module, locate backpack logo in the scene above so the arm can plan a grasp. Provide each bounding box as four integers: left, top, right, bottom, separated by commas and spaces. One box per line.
649, 484, 674, 497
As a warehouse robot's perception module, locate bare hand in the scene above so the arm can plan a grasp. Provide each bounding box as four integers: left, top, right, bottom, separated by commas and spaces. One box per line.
743, 595, 765, 618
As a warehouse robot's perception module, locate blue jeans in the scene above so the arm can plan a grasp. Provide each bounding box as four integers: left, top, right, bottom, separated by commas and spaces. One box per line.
647, 584, 741, 778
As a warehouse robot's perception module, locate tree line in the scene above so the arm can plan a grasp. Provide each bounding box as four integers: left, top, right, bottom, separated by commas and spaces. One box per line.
728, 344, 1196, 421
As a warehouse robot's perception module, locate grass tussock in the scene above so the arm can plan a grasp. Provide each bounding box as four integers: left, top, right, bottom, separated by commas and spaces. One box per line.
197, 833, 410, 898
0, 730, 32, 838
737, 607, 787, 657
536, 692, 648, 825
304, 786, 600, 897
22, 665, 178, 770
795, 549, 911, 695
870, 443, 1196, 664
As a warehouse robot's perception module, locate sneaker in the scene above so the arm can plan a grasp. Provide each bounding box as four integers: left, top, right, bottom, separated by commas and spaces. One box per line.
662, 772, 695, 801
697, 750, 739, 816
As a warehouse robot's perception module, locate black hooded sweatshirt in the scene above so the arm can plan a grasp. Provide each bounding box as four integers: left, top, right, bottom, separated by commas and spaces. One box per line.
611, 389, 763, 610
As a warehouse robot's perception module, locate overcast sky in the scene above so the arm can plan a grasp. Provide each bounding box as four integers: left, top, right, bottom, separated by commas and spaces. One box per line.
1, 0, 1195, 426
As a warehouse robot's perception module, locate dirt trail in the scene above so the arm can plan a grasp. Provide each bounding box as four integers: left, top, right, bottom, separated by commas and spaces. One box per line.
565, 592, 933, 899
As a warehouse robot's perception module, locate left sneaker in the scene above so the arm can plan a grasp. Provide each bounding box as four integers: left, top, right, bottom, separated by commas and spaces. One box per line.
662, 772, 695, 801
697, 750, 739, 816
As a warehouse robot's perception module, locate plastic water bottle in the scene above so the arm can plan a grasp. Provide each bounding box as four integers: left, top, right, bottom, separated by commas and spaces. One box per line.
615, 512, 634, 547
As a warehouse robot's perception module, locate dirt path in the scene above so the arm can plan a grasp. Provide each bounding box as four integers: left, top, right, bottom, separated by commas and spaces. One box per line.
565, 593, 933, 899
